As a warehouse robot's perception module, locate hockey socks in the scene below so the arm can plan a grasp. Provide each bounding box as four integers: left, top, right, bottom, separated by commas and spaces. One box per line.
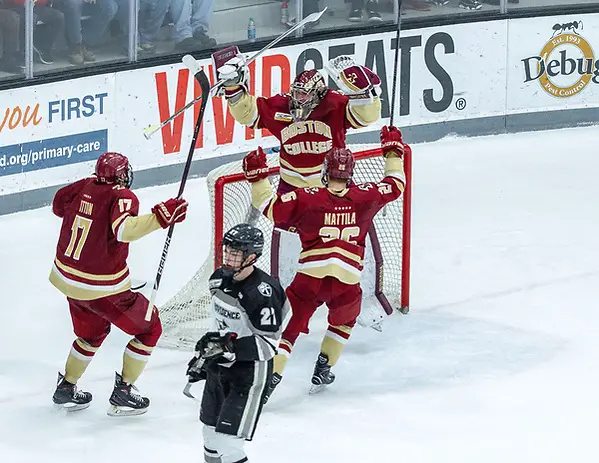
320, 324, 352, 366
122, 338, 153, 384
64, 337, 100, 384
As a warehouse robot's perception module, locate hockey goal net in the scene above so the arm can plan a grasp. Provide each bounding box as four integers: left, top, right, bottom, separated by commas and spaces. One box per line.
159, 144, 412, 350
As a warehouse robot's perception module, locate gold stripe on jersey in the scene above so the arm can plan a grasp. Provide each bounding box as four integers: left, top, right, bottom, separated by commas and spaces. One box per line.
387, 176, 405, 191
278, 158, 323, 188
111, 212, 130, 235
54, 257, 128, 281
118, 213, 161, 243
265, 197, 276, 222
345, 106, 362, 128
279, 169, 321, 189
227, 92, 259, 126
298, 260, 361, 285
253, 114, 262, 130
345, 97, 381, 129
279, 157, 322, 174
299, 247, 364, 266
49, 268, 132, 301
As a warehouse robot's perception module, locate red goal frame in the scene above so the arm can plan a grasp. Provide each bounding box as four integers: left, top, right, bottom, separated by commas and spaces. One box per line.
212, 147, 412, 312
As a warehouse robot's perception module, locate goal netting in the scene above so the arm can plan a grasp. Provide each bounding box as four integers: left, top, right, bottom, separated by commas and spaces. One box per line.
158, 144, 412, 350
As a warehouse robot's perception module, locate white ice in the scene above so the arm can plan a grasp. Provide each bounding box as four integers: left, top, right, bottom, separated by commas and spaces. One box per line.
1, 125, 598, 463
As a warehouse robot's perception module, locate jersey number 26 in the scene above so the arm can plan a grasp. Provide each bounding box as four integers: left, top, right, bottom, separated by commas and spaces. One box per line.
319, 226, 360, 245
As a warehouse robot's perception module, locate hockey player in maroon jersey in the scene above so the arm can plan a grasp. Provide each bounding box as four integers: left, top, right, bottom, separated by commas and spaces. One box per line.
213, 49, 381, 194
49, 152, 188, 416
242, 125, 408, 401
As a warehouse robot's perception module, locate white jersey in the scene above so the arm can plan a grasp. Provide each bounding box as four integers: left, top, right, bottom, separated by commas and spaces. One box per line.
209, 267, 289, 362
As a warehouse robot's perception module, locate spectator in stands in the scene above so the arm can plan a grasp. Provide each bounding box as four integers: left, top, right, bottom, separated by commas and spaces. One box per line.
7, 0, 64, 65
190, 0, 215, 47
74, 0, 137, 56
54, 0, 120, 66
348, 0, 381, 22
0, 4, 21, 73
347, 0, 429, 23
139, 0, 202, 56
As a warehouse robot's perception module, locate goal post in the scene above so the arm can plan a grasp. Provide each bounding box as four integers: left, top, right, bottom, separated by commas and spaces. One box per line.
158, 144, 412, 350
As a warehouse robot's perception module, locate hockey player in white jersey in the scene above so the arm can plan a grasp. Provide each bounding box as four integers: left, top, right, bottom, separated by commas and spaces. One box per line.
186, 224, 289, 463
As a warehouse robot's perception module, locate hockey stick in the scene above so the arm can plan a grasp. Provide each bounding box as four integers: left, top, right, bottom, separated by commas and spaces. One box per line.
389, 3, 409, 315
382, 0, 403, 220
389, 0, 402, 126
183, 356, 205, 401
142, 8, 327, 140
144, 57, 211, 321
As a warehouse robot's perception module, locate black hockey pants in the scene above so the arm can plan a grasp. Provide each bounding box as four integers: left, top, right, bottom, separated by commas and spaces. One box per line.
200, 359, 272, 440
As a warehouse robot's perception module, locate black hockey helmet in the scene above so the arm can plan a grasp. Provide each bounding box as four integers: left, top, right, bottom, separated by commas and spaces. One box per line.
222, 223, 264, 262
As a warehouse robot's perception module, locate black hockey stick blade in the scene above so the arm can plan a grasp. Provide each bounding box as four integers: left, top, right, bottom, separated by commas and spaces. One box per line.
144, 67, 210, 321
183, 381, 196, 399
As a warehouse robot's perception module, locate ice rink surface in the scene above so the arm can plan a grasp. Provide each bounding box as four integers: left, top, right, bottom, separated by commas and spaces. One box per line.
1, 125, 598, 462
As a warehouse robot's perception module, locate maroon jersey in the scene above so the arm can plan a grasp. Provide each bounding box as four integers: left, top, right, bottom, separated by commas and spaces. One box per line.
259, 172, 405, 285
49, 178, 138, 300
253, 90, 362, 190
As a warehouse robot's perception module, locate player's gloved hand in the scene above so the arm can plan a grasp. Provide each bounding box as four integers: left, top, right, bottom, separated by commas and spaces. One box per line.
217, 55, 249, 99
186, 355, 207, 383
152, 198, 188, 229
380, 125, 406, 158
218, 55, 247, 85
326, 56, 381, 102
196, 332, 238, 362
243, 147, 269, 183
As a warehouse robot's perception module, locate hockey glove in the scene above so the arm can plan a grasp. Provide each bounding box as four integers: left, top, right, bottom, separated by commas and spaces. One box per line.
196, 332, 238, 362
186, 355, 207, 383
152, 198, 188, 229
326, 56, 381, 103
214, 48, 249, 99
380, 125, 406, 159
243, 147, 269, 183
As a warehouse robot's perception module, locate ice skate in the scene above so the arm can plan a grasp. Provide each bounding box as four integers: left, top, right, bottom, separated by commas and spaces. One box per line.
107, 372, 150, 417
309, 353, 335, 394
52, 372, 92, 411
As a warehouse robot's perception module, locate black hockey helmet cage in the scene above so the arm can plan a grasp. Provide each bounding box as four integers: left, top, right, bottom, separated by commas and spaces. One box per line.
222, 223, 264, 264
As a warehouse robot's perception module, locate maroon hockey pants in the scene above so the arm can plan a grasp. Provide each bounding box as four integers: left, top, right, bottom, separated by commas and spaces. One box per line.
282, 273, 361, 345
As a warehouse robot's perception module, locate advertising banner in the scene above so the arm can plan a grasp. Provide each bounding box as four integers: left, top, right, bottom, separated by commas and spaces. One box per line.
507, 14, 599, 113
0, 74, 114, 194
113, 20, 508, 172
6, 14, 599, 199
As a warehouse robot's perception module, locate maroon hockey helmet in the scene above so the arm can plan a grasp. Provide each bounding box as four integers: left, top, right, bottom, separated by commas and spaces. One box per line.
322, 147, 355, 187
95, 152, 133, 188
290, 69, 327, 122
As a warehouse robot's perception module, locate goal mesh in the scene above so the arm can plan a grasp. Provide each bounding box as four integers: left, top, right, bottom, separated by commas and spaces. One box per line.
158, 145, 412, 350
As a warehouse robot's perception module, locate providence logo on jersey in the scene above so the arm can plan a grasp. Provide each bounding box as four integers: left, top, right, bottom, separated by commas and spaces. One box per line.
521, 20, 598, 98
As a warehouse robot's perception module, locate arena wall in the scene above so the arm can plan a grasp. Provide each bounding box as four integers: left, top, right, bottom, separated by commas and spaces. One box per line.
1, 13, 598, 214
